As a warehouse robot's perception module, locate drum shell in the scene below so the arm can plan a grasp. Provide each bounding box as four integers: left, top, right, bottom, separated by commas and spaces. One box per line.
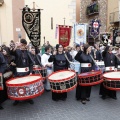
78, 70, 103, 86
103, 72, 120, 91
48, 70, 77, 93
6, 75, 44, 100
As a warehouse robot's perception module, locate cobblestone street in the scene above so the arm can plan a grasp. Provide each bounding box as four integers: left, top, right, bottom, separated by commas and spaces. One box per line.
0, 85, 120, 120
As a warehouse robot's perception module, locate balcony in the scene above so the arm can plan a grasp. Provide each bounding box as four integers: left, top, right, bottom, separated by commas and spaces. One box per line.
109, 11, 120, 24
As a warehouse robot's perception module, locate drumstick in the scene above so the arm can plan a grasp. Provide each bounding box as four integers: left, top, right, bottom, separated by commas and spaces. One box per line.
89, 53, 100, 70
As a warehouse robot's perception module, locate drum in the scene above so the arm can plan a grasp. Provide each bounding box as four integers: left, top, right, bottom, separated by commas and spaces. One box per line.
33, 67, 47, 80
70, 62, 80, 73
0, 73, 3, 90
103, 72, 120, 91
3, 71, 13, 79
6, 75, 44, 100
78, 70, 103, 86
48, 70, 77, 93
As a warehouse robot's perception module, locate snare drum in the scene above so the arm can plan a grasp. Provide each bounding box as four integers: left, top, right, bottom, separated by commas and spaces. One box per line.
103, 72, 120, 91
33, 67, 47, 80
6, 75, 44, 100
78, 70, 103, 86
0, 73, 3, 90
48, 70, 77, 93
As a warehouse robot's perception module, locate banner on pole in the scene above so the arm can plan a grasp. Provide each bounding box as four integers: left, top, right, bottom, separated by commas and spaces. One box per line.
22, 5, 41, 47
74, 23, 87, 45
58, 25, 72, 47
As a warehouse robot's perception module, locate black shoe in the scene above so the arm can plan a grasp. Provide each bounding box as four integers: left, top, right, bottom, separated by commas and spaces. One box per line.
86, 98, 90, 101
13, 101, 19, 106
101, 95, 106, 100
81, 100, 86, 104
112, 97, 117, 100
45, 89, 51, 92
0, 105, 4, 110
28, 100, 34, 104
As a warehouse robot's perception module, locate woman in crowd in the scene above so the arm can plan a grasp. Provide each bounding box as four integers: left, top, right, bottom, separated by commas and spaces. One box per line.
48, 44, 71, 101
75, 44, 95, 104
99, 46, 117, 100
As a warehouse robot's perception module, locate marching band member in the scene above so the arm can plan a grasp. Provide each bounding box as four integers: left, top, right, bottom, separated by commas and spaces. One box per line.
99, 46, 117, 100
75, 44, 95, 104
41, 46, 53, 91
48, 44, 71, 101
2, 47, 16, 76
0, 52, 7, 110
116, 47, 120, 70
12, 39, 34, 105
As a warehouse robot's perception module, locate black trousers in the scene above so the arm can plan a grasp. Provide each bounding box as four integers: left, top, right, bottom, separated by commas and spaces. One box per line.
52, 92, 67, 100
76, 84, 91, 100
0, 78, 8, 104
99, 82, 116, 98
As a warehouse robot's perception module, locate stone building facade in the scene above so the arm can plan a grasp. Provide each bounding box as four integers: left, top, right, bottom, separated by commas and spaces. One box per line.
80, 0, 107, 34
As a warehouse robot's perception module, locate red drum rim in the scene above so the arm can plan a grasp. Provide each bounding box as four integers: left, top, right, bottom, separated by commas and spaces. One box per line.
0, 87, 3, 90
47, 70, 76, 83
51, 84, 77, 93
6, 75, 43, 87
103, 71, 120, 80
33, 67, 46, 71
8, 89, 44, 100
103, 85, 120, 91
78, 70, 102, 78
79, 79, 103, 86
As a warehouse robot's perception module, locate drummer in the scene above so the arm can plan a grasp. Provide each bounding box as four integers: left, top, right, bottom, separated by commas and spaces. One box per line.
0, 52, 7, 110
48, 44, 71, 101
99, 46, 118, 100
30, 46, 43, 71
12, 39, 34, 105
75, 43, 95, 104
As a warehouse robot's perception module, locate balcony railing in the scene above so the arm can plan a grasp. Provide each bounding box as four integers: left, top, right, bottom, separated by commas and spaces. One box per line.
109, 11, 120, 23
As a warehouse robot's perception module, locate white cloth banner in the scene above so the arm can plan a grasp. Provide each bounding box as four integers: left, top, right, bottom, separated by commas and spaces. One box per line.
74, 23, 87, 45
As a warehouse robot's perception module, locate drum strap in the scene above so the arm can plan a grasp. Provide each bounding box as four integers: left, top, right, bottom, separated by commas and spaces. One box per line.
36, 55, 43, 67
64, 52, 75, 70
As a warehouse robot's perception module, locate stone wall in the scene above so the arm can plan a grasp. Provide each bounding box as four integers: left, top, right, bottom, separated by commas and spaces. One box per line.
80, 0, 107, 33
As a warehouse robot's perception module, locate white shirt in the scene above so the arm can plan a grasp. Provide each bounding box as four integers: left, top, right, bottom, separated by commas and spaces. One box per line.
41, 53, 53, 67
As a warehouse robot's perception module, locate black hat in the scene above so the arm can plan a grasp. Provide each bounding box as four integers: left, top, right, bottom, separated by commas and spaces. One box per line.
56, 44, 60, 50
20, 39, 27, 45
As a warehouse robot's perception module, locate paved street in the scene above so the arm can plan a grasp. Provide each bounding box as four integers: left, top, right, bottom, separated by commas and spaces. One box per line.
0, 85, 120, 120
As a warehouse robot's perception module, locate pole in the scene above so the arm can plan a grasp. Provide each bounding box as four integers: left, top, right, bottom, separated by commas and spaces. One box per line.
63, 18, 66, 25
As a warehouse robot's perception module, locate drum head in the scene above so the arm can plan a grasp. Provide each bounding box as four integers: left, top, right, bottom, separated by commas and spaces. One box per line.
103, 72, 120, 80
48, 70, 75, 81
7, 76, 42, 85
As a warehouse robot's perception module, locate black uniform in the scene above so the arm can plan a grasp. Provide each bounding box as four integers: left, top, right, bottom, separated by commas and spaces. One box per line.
75, 51, 94, 101
13, 49, 33, 77
0, 53, 7, 108
99, 51, 117, 99
48, 52, 70, 101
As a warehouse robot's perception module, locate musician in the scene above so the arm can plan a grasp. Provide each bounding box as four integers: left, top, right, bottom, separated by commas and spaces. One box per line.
99, 46, 117, 100
12, 39, 34, 105
75, 44, 95, 104
0, 52, 7, 110
30, 47, 42, 67
116, 47, 120, 70
2, 47, 16, 75
48, 44, 71, 101
41, 46, 53, 91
